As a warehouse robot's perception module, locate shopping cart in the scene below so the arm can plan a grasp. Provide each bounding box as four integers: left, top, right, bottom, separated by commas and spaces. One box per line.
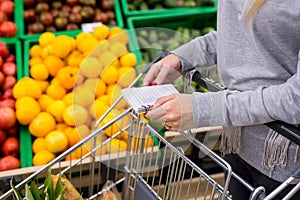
0, 52, 299, 200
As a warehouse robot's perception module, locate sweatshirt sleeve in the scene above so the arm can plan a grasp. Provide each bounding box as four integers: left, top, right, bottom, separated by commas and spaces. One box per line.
192, 50, 300, 127
171, 31, 217, 73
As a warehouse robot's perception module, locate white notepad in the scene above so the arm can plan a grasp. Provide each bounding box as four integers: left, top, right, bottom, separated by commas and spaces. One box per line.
122, 84, 179, 113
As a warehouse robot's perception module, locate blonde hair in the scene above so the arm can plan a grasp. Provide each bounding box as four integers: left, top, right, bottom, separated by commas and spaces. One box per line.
245, 0, 266, 23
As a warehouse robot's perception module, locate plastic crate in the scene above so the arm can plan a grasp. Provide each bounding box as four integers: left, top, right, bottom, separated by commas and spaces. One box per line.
127, 10, 217, 64
18, 0, 124, 40
0, 0, 22, 42
121, 0, 218, 17
0, 40, 30, 169
22, 28, 141, 167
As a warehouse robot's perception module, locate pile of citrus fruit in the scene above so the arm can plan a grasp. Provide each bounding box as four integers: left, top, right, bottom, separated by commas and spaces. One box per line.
12, 25, 153, 166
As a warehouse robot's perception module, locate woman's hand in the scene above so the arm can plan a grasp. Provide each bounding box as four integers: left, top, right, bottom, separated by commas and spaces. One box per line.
145, 94, 195, 132
143, 53, 182, 86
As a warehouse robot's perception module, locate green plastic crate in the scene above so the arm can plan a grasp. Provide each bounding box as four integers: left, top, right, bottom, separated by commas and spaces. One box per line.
0, 40, 30, 168
127, 10, 217, 63
22, 29, 141, 167
18, 0, 124, 40
121, 0, 218, 17
0, 0, 22, 42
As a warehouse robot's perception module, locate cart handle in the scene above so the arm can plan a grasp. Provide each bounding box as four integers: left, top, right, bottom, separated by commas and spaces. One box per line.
191, 70, 300, 146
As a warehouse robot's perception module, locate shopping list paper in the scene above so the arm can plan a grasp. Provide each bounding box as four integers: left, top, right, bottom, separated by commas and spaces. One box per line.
122, 84, 179, 113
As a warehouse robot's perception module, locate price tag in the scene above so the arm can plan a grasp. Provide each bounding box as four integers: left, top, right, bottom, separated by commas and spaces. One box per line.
81, 22, 103, 33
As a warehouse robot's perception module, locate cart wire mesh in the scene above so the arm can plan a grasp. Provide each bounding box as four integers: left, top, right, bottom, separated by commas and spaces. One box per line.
1, 108, 233, 200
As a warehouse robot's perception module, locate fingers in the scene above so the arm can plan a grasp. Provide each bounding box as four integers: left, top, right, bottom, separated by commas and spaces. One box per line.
143, 62, 162, 86
151, 95, 175, 110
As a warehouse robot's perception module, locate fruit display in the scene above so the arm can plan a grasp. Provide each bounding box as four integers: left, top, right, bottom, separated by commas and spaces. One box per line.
0, 0, 18, 37
13, 24, 154, 166
126, 0, 215, 11
0, 41, 21, 171
22, 0, 119, 34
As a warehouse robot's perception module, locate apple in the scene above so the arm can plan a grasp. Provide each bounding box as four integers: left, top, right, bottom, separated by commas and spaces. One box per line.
0, 42, 9, 58
0, 71, 4, 86
0, 106, 16, 129
1, 88, 13, 99
2, 75, 16, 90
0, 0, 14, 15
0, 56, 3, 68
0, 129, 6, 144
2, 62, 16, 75
1, 99, 15, 109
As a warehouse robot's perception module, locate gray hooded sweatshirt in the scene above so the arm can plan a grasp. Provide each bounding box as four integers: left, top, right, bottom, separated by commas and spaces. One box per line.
172, 0, 300, 182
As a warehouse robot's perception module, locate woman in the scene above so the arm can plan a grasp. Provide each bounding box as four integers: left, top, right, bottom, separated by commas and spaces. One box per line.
143, 0, 300, 199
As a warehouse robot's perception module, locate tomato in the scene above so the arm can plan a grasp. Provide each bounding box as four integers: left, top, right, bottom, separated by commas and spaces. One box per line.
0, 0, 14, 15
0, 21, 17, 37
0, 107, 16, 129
0, 155, 20, 171
1, 137, 19, 156
0, 10, 7, 23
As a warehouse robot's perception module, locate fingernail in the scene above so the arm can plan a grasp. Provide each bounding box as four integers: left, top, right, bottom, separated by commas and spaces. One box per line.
148, 105, 153, 111
151, 82, 158, 86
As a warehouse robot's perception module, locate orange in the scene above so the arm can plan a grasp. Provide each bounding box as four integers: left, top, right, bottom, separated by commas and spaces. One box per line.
101, 65, 118, 85
80, 57, 103, 78
98, 51, 118, 68
95, 79, 106, 97
89, 99, 109, 119
106, 138, 127, 154
29, 112, 56, 137
109, 42, 128, 57
45, 130, 68, 153
117, 67, 136, 88
46, 100, 66, 123
83, 78, 99, 92
29, 57, 43, 67
77, 35, 98, 54
50, 77, 61, 86
56, 123, 68, 132
52, 35, 73, 58
46, 84, 66, 100
97, 95, 109, 105
56, 66, 78, 90
32, 137, 47, 154
29, 45, 42, 57
41, 45, 53, 58
89, 40, 110, 58
43, 55, 65, 77
107, 84, 128, 109
73, 85, 95, 107
38, 94, 54, 111
108, 27, 128, 45
30, 63, 49, 81
34, 80, 49, 93
92, 24, 109, 40
62, 92, 73, 106
99, 109, 121, 137
38, 32, 55, 47
119, 52, 137, 68
33, 150, 55, 166
67, 50, 84, 67
13, 77, 42, 99
64, 125, 90, 147
63, 104, 89, 126
15, 96, 41, 125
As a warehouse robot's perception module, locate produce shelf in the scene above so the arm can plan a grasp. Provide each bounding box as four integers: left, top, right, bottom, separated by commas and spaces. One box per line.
18, 0, 124, 40
121, 0, 218, 17
22, 28, 141, 168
